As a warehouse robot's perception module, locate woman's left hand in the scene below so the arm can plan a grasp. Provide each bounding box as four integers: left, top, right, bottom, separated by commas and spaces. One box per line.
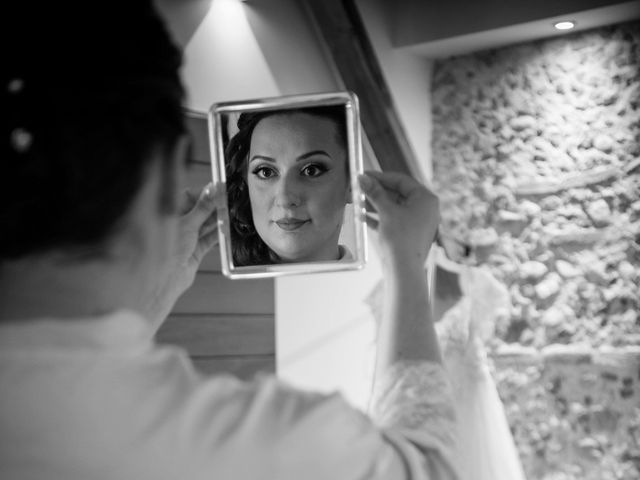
144, 183, 219, 330
359, 171, 439, 270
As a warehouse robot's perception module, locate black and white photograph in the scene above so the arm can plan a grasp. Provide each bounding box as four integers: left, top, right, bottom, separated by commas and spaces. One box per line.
2, 1, 639, 479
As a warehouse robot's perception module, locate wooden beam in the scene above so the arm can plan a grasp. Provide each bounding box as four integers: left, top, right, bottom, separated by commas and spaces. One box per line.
191, 355, 275, 379
173, 272, 274, 315
302, 0, 416, 175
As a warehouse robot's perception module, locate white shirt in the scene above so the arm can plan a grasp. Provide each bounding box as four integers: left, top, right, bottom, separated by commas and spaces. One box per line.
0, 311, 458, 480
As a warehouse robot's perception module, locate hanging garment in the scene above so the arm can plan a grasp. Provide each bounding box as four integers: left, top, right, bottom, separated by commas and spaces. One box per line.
434, 261, 527, 480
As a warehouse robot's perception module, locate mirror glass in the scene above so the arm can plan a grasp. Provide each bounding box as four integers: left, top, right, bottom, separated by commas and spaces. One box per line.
208, 91, 367, 279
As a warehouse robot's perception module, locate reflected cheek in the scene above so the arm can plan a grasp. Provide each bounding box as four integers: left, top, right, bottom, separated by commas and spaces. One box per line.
309, 186, 347, 222
248, 182, 273, 227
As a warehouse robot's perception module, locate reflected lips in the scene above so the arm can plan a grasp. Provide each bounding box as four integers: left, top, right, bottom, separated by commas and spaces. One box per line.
275, 218, 309, 231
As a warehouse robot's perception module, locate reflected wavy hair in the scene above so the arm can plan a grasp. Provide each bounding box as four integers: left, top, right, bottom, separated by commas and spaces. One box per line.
225, 106, 347, 266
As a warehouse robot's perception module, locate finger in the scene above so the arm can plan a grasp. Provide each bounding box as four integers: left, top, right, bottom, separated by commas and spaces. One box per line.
180, 188, 199, 215
201, 209, 218, 229
185, 183, 217, 228
199, 216, 218, 237
364, 210, 380, 222
364, 170, 424, 198
363, 211, 379, 230
364, 198, 377, 214
358, 174, 393, 213
192, 230, 219, 264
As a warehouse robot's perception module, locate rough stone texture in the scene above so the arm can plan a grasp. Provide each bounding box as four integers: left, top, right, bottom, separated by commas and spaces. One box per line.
432, 21, 640, 479
492, 348, 640, 480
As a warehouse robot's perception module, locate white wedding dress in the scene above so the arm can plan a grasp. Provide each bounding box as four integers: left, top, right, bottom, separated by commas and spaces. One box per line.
433, 253, 527, 480
365, 247, 527, 480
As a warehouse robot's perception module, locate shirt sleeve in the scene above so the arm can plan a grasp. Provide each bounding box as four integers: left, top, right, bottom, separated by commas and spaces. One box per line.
369, 360, 460, 480
246, 366, 460, 480
164, 354, 458, 480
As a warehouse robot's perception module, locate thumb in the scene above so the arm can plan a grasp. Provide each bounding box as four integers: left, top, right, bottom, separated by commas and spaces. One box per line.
358, 173, 392, 214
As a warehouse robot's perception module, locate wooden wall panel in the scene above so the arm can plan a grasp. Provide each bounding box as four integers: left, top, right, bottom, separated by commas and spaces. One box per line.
192, 355, 276, 380
156, 112, 275, 380
158, 315, 275, 356
173, 273, 274, 315
199, 247, 222, 272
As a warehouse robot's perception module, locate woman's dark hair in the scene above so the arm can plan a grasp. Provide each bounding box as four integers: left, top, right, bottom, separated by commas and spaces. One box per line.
1, 1, 185, 259
225, 106, 347, 266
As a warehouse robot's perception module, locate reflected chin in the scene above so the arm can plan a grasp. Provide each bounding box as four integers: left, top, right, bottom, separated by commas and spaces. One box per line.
256, 219, 342, 263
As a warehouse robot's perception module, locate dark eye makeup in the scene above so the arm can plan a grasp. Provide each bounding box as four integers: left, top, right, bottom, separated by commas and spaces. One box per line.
251, 162, 331, 180
301, 162, 330, 178
251, 165, 278, 179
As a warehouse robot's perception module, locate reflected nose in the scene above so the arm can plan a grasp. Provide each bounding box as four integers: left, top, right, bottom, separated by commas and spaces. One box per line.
274, 172, 303, 208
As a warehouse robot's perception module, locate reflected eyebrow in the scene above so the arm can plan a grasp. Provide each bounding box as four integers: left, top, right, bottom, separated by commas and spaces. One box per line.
249, 150, 332, 163
297, 150, 332, 161
249, 155, 276, 163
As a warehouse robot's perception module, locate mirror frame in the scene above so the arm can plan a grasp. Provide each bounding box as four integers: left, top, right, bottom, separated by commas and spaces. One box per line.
208, 91, 367, 279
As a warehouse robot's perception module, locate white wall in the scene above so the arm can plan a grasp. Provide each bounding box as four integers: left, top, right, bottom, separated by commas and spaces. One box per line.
242, 0, 339, 95
180, 0, 280, 111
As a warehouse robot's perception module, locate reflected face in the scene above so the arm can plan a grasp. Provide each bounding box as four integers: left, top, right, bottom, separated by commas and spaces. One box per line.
247, 113, 349, 262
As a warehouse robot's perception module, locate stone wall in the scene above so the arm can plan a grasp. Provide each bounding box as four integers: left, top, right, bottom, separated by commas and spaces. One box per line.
431, 21, 640, 480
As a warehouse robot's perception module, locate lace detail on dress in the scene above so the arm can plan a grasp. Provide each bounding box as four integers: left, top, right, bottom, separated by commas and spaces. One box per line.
436, 297, 489, 385
370, 360, 457, 452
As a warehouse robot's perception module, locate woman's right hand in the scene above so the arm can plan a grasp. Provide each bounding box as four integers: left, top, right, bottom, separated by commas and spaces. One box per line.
358, 171, 440, 269
143, 183, 219, 331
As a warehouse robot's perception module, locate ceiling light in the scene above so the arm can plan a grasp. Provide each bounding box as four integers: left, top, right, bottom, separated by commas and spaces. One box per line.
554, 21, 576, 30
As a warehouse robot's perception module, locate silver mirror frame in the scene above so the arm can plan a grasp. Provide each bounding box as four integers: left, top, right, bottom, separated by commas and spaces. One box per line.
208, 91, 367, 279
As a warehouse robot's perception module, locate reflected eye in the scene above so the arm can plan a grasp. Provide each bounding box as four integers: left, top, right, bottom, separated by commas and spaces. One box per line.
301, 163, 328, 178
252, 166, 277, 180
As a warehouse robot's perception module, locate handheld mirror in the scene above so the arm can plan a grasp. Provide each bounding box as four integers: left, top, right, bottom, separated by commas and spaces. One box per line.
208, 91, 367, 279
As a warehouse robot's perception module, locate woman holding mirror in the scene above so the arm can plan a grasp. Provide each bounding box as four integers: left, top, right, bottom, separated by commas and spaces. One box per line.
225, 106, 352, 266
2, 2, 457, 479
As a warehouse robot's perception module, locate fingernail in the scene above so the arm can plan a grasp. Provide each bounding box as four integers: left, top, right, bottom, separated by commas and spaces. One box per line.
203, 183, 214, 200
